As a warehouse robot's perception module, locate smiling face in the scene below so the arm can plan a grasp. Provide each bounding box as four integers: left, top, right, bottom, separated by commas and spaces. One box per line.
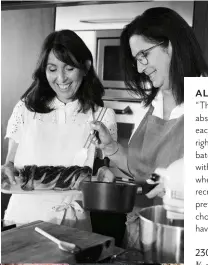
129, 35, 172, 91
46, 51, 85, 103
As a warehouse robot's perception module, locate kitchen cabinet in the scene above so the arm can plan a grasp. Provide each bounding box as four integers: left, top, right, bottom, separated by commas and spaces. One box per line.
1, 1, 142, 11
193, 1, 208, 65
55, 1, 194, 31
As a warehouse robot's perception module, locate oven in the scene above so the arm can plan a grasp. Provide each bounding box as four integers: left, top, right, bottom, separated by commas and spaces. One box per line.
104, 100, 147, 149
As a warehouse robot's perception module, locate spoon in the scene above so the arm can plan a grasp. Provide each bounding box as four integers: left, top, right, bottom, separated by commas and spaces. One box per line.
35, 227, 77, 253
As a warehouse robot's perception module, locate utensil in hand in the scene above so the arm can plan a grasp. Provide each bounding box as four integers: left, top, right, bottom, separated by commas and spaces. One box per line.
73, 107, 107, 166
35, 227, 77, 253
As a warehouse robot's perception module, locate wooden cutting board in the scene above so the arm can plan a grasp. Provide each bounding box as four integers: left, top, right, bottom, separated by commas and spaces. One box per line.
1, 220, 115, 263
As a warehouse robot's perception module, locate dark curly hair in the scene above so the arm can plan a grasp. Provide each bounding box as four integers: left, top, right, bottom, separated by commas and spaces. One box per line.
21, 29, 104, 113
120, 7, 208, 107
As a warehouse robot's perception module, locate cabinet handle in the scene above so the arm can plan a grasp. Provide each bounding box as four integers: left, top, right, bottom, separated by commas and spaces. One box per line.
113, 106, 132, 115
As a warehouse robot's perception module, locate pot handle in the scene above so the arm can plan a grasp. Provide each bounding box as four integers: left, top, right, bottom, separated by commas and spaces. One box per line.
103, 157, 110, 167
138, 183, 159, 195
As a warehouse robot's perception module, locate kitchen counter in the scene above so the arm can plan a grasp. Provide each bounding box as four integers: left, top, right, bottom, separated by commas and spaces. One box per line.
2, 221, 148, 264
1, 220, 117, 263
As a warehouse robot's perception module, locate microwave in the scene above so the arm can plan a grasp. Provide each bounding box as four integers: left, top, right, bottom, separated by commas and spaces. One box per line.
96, 30, 140, 102
97, 37, 126, 89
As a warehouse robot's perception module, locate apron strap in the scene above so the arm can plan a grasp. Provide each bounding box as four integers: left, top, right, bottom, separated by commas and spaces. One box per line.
52, 200, 84, 225
134, 104, 154, 134
127, 104, 154, 174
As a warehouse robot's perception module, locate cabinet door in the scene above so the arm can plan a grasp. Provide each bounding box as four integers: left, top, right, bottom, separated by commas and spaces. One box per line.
56, 2, 193, 31
193, 1, 208, 65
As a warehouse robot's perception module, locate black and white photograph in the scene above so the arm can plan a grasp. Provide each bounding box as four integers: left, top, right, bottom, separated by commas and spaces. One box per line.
1, 0, 208, 264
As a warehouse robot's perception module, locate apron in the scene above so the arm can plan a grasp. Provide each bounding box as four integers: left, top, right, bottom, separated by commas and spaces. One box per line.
4, 108, 95, 231
125, 104, 184, 248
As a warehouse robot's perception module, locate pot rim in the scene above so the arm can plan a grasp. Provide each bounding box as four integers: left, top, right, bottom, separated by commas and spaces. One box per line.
82, 180, 137, 186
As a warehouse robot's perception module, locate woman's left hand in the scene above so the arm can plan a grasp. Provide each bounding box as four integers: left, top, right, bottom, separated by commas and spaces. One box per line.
146, 158, 184, 199
145, 168, 167, 199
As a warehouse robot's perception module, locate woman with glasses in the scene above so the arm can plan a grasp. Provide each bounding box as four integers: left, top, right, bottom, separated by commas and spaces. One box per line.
90, 7, 208, 248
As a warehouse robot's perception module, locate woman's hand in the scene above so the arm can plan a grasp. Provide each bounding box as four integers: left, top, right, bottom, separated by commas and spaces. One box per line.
90, 121, 118, 154
146, 158, 184, 199
145, 168, 167, 199
1, 161, 18, 186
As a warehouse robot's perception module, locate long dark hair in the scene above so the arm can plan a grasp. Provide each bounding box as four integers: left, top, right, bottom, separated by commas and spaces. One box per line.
120, 7, 208, 106
21, 30, 104, 113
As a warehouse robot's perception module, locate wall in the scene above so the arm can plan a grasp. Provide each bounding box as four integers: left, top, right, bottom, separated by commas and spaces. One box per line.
1, 7, 55, 220
1, 8, 55, 164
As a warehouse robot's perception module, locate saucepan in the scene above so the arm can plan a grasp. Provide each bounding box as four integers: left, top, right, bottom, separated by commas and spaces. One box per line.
81, 171, 160, 214
81, 180, 137, 213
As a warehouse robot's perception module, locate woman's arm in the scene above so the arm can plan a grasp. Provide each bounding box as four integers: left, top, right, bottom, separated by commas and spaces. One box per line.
104, 141, 130, 174
90, 121, 131, 175
5, 138, 18, 164
2, 139, 19, 184
94, 107, 131, 174
2, 100, 25, 185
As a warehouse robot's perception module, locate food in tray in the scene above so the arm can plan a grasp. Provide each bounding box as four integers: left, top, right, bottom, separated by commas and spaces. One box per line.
19, 165, 92, 191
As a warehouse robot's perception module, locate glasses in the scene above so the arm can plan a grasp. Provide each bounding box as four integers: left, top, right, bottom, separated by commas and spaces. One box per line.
133, 41, 164, 66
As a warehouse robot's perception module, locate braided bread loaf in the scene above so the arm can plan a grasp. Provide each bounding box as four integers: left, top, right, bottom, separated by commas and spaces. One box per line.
19, 165, 92, 191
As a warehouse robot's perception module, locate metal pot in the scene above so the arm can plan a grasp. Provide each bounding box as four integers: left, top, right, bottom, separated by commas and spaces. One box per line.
138, 205, 184, 263
81, 181, 137, 213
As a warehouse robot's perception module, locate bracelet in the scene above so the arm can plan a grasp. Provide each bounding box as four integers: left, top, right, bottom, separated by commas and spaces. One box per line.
105, 142, 119, 157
